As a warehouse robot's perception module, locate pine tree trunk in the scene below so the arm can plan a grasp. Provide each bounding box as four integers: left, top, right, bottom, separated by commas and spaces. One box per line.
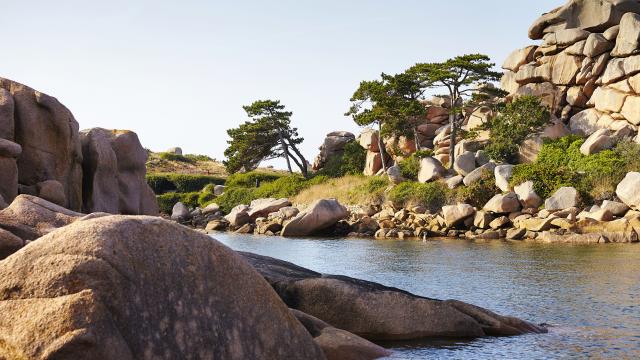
414, 126, 421, 152
279, 132, 293, 173
377, 121, 388, 172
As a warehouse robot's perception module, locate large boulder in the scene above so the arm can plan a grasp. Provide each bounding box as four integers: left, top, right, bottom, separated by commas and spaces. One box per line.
418, 157, 447, 183
240, 252, 547, 341
494, 165, 515, 192
442, 204, 476, 227
248, 198, 292, 220
514, 181, 543, 209
616, 172, 640, 209
528, 0, 640, 40
281, 199, 348, 237
545, 187, 580, 211
453, 151, 477, 176
312, 131, 356, 171
0, 194, 82, 242
0, 77, 83, 211
0, 138, 21, 204
483, 193, 521, 214
80, 128, 159, 216
0, 216, 325, 359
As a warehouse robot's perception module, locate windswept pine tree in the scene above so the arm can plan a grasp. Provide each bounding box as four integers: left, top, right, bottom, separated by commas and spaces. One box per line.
224, 100, 309, 177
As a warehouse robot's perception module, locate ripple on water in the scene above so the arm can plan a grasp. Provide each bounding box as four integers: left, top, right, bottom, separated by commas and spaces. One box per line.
213, 233, 640, 359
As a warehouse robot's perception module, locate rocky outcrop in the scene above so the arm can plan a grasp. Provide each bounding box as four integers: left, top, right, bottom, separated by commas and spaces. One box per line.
0, 77, 158, 216
281, 199, 348, 237
240, 252, 547, 341
0, 77, 83, 210
503, 0, 640, 148
80, 128, 158, 215
0, 216, 325, 359
312, 131, 355, 171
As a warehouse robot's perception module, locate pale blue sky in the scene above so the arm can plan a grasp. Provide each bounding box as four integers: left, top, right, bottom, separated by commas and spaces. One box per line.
1, 0, 560, 167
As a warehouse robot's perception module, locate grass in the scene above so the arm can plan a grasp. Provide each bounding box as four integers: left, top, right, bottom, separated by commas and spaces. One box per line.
147, 173, 225, 194
293, 175, 389, 206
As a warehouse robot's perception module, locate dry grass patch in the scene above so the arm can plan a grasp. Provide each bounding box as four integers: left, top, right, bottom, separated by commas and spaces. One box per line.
292, 175, 389, 206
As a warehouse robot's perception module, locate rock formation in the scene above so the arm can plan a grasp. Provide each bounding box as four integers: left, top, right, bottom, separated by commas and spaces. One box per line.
80, 128, 158, 215
502, 0, 640, 145
0, 216, 326, 359
240, 251, 547, 340
0, 77, 157, 215
312, 131, 355, 171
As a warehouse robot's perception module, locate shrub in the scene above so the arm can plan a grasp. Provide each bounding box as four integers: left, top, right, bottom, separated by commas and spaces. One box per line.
398, 154, 421, 181
413, 149, 433, 158
184, 154, 213, 162
224, 171, 284, 188
388, 181, 449, 212
254, 175, 328, 199
484, 95, 551, 163
317, 141, 367, 178
156, 192, 200, 214
147, 173, 225, 194
158, 152, 194, 163
454, 170, 498, 208
216, 187, 256, 214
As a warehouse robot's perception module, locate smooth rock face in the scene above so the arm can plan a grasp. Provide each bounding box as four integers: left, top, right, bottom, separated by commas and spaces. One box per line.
281, 199, 348, 237
442, 204, 476, 227
225, 204, 250, 228
241, 252, 547, 341
0, 194, 82, 242
387, 165, 404, 185
0, 228, 22, 260
171, 202, 190, 221
612, 12, 640, 57
291, 309, 391, 360
80, 128, 159, 216
463, 162, 496, 186
494, 165, 515, 192
545, 187, 580, 211
35, 180, 66, 206
616, 172, 640, 209
0, 216, 325, 360
248, 198, 292, 220
514, 181, 543, 209
0, 77, 83, 210
313, 131, 356, 171
453, 151, 477, 176
483, 193, 521, 214
418, 157, 446, 183
601, 200, 630, 216
580, 129, 614, 155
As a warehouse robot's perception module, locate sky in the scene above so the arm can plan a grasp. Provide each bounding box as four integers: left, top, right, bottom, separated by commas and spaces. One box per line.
1, 0, 561, 168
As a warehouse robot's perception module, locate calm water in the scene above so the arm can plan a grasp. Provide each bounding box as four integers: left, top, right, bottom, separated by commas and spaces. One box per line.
214, 233, 640, 359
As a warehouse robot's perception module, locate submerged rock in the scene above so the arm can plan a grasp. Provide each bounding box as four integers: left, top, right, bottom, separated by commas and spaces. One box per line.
240, 252, 547, 341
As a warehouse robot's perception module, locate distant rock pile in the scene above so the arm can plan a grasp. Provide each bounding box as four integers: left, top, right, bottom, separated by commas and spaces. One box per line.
502, 0, 640, 144
0, 77, 157, 215
311, 131, 355, 171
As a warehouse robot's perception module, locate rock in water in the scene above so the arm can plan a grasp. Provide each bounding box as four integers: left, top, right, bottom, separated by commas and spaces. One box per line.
0, 216, 325, 360
80, 128, 159, 215
240, 252, 547, 341
291, 308, 392, 360
281, 199, 348, 236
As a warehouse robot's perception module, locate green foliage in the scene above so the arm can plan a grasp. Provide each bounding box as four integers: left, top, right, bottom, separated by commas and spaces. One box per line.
509, 136, 637, 202
184, 154, 213, 162
398, 155, 421, 181
224, 171, 284, 188
484, 96, 551, 163
454, 170, 498, 208
363, 176, 390, 194
388, 181, 449, 212
216, 174, 329, 213
158, 152, 194, 163
147, 173, 225, 194
413, 149, 433, 158
224, 99, 308, 176
317, 141, 367, 178
156, 192, 200, 214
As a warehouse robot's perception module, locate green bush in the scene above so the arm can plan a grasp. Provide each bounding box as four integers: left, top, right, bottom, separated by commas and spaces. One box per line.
146, 173, 225, 194
317, 141, 367, 178
224, 171, 284, 188
216, 187, 256, 214
156, 192, 200, 214
413, 149, 433, 158
484, 95, 551, 163
454, 170, 498, 208
184, 154, 213, 162
388, 181, 449, 212
158, 152, 194, 163
509, 136, 635, 203
398, 155, 421, 181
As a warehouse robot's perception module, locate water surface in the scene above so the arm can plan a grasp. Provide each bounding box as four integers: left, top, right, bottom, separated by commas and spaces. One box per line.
214, 233, 640, 359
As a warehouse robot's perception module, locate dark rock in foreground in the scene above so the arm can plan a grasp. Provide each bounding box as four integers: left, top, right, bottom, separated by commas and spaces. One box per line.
241, 251, 547, 341
0, 216, 325, 359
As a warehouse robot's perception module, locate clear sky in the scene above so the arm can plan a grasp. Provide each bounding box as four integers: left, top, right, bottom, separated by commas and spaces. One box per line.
1, 0, 561, 168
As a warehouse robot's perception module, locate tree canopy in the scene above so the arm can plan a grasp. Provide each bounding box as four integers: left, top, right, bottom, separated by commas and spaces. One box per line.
224, 100, 309, 177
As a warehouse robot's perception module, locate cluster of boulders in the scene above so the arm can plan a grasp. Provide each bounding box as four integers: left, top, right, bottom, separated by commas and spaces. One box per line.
502, 0, 640, 148
0, 193, 545, 358
0, 77, 157, 215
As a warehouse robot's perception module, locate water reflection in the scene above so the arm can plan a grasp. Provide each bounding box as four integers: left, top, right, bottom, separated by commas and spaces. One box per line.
214, 233, 640, 359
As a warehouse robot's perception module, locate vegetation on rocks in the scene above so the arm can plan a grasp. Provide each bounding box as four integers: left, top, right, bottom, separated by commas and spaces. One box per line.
316, 141, 367, 178
387, 181, 449, 212
147, 173, 225, 194
293, 175, 389, 206
398, 150, 433, 181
